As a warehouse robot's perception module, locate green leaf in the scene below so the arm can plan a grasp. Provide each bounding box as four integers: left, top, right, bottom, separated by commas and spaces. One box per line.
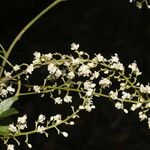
0, 108, 18, 120
0, 125, 9, 135
0, 96, 18, 115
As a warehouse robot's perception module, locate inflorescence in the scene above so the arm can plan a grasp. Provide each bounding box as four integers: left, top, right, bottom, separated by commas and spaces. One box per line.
0, 43, 150, 149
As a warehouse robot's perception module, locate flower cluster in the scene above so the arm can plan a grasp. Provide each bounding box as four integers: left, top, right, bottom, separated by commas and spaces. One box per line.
1, 43, 150, 149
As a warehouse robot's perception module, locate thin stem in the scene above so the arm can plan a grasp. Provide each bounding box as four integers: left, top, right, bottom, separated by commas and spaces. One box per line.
0, 0, 65, 77
0, 54, 13, 68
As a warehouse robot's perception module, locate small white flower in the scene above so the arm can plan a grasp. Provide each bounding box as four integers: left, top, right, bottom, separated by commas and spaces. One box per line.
7, 86, 15, 94
122, 92, 131, 100
115, 102, 123, 109
71, 57, 81, 65
50, 114, 62, 123
37, 125, 45, 133
34, 51, 41, 59
33, 86, 40, 93
47, 63, 57, 74
99, 78, 111, 88
8, 124, 17, 133
38, 114, 46, 124
139, 111, 147, 121
4, 71, 12, 77
128, 61, 142, 76
17, 114, 27, 124
86, 89, 93, 97
64, 95, 72, 103
111, 62, 124, 71
130, 103, 142, 111
67, 71, 75, 79
55, 69, 62, 78
90, 71, 99, 80
109, 91, 118, 100
110, 53, 119, 63
71, 43, 79, 50
78, 64, 91, 77
44, 53, 52, 60
69, 121, 74, 125
140, 84, 150, 94
54, 97, 62, 104
79, 105, 85, 110
120, 82, 126, 91
26, 64, 34, 74
13, 64, 20, 71
123, 109, 128, 114
7, 144, 15, 150
27, 143, 32, 148
96, 54, 104, 62
19, 124, 27, 130
84, 104, 95, 112
1, 89, 8, 97
61, 131, 68, 137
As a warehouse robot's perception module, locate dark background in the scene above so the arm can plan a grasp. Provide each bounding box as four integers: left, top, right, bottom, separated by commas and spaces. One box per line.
1, 0, 150, 149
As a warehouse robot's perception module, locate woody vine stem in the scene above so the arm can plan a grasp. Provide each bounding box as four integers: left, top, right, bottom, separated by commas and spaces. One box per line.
0, 0, 150, 149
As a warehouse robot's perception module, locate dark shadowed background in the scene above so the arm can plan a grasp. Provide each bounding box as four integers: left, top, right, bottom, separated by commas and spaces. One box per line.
0, 0, 150, 149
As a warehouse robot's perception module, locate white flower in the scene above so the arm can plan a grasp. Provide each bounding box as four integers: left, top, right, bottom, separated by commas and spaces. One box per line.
130, 103, 142, 111
96, 54, 104, 62
4, 71, 12, 77
71, 43, 79, 50
7, 86, 15, 94
13, 64, 20, 71
69, 121, 74, 125
99, 78, 111, 88
122, 92, 131, 100
33, 86, 40, 93
8, 124, 17, 133
7, 144, 15, 150
111, 62, 124, 71
84, 104, 95, 112
37, 125, 45, 133
1, 89, 8, 97
34, 51, 41, 59
128, 61, 142, 76
61, 131, 68, 137
84, 81, 96, 90
44, 53, 52, 60
26, 64, 34, 74
115, 102, 123, 109
17, 114, 27, 124
120, 82, 126, 91
67, 71, 75, 79
86, 89, 93, 97
27, 143, 32, 148
110, 53, 119, 63
54, 97, 62, 104
140, 84, 150, 94
47, 63, 57, 74
64, 95, 72, 103
78, 64, 91, 77
71, 57, 81, 65
19, 124, 27, 130
90, 71, 99, 80
38, 114, 46, 124
55, 69, 62, 78
123, 109, 128, 114
139, 111, 147, 121
50, 114, 62, 123
109, 91, 118, 100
